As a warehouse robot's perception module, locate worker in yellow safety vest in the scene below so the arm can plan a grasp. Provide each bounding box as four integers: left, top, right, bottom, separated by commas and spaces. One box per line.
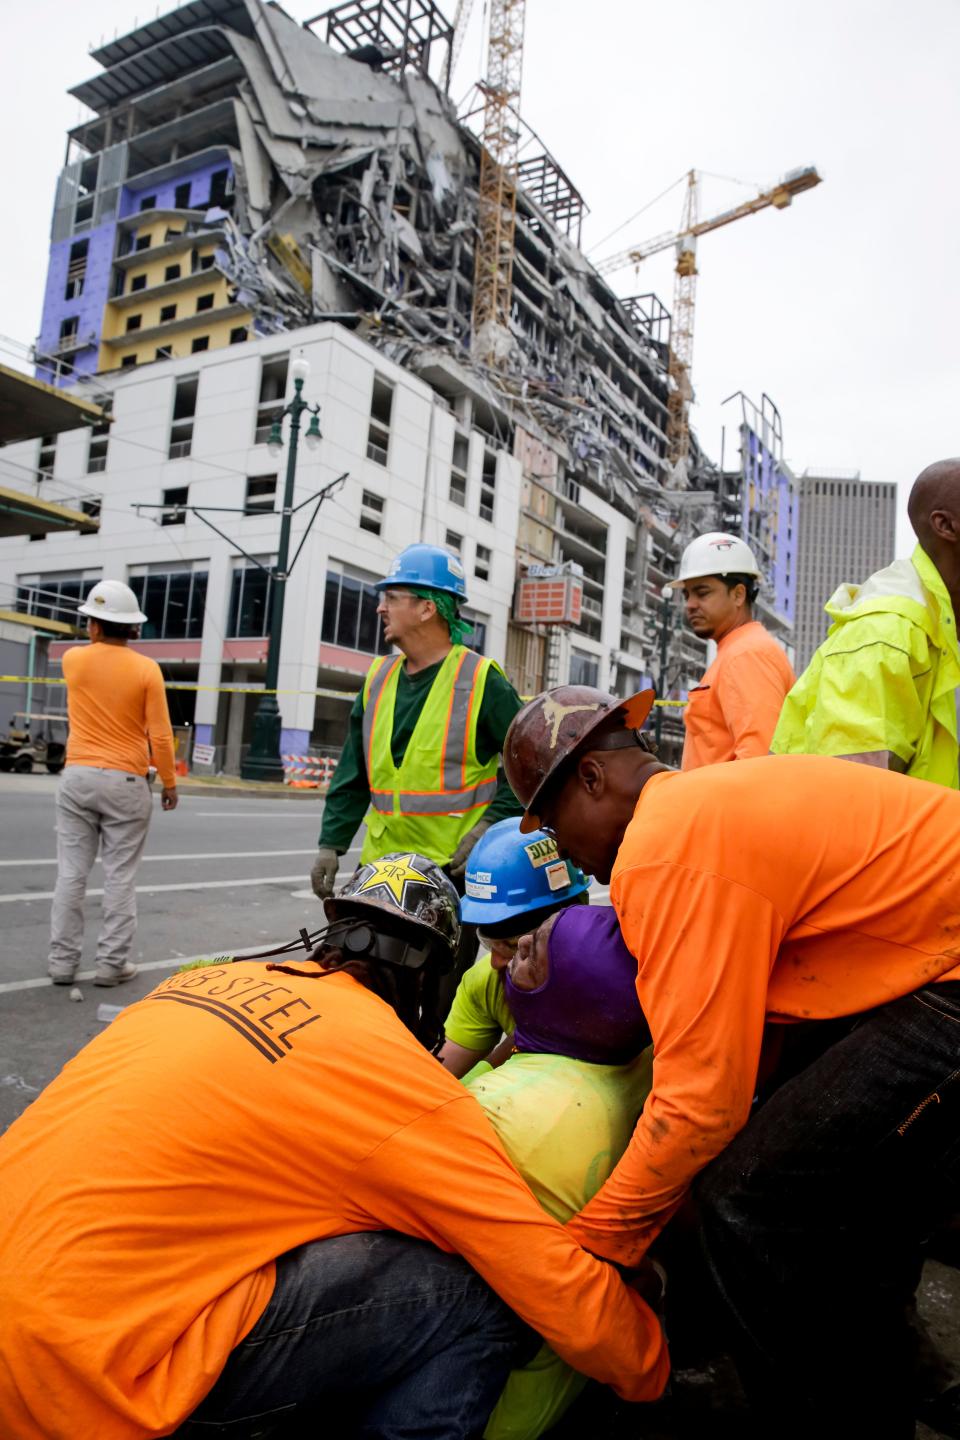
310, 544, 524, 901
772, 458, 960, 785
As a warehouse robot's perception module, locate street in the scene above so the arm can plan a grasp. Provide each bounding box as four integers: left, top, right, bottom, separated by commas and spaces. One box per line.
1, 771, 958, 1438
0, 773, 354, 1132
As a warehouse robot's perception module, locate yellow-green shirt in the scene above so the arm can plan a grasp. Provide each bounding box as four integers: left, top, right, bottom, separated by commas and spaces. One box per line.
469, 1051, 653, 1440
444, 954, 514, 1053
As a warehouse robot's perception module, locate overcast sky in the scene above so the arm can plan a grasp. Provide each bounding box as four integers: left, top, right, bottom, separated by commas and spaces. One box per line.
2, 0, 957, 551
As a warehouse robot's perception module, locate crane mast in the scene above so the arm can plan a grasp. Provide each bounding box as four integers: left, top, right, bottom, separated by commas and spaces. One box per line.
472, 0, 527, 365
597, 165, 822, 476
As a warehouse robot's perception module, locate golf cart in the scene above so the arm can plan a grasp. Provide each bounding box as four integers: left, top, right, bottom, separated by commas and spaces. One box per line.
0, 712, 67, 774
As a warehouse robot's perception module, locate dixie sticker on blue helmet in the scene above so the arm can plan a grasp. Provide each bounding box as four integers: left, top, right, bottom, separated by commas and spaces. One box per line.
524, 836, 560, 869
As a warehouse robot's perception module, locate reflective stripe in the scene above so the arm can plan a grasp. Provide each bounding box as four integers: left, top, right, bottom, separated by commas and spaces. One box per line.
398, 779, 498, 815
368, 790, 395, 813
442, 650, 484, 793
362, 657, 400, 777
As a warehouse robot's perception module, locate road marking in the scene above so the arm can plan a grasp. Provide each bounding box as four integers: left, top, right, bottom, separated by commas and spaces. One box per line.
0, 875, 310, 904
191, 811, 322, 819
0, 943, 287, 995
0, 850, 316, 868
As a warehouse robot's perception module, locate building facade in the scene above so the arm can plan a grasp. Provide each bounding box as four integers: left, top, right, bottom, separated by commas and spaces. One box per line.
2, 323, 680, 770
792, 470, 897, 671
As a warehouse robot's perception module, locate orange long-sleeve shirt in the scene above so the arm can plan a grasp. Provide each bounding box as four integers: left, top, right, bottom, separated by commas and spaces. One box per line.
0, 967, 667, 1439
62, 641, 177, 790
565, 755, 960, 1267
681, 619, 795, 769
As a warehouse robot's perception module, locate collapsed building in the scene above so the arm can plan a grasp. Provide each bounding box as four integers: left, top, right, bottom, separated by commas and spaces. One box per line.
17, 0, 795, 755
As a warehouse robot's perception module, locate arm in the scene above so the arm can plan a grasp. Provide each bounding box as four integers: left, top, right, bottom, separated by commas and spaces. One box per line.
566, 863, 785, 1268
772, 631, 924, 769
438, 958, 512, 1076
318, 692, 371, 852
345, 1096, 669, 1400
476, 669, 524, 822
144, 668, 177, 796
721, 652, 795, 761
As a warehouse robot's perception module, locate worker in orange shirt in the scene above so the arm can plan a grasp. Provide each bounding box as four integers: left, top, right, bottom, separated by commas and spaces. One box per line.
670, 531, 795, 768
504, 685, 960, 1439
48, 579, 178, 989
0, 854, 666, 1439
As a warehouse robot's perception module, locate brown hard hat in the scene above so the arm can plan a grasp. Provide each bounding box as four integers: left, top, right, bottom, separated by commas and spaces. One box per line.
504, 686, 655, 833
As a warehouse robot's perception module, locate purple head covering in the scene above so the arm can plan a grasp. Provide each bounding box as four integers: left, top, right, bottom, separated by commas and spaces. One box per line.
504, 905, 650, 1065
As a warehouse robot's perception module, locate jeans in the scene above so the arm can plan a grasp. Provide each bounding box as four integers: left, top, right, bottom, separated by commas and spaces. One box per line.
697, 982, 960, 1440
174, 1233, 534, 1439
48, 766, 153, 979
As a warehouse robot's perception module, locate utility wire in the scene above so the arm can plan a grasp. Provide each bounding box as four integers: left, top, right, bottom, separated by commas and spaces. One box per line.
586, 174, 687, 257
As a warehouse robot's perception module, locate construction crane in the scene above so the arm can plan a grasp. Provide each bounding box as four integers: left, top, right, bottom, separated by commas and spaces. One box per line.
471, 0, 527, 365
597, 166, 822, 478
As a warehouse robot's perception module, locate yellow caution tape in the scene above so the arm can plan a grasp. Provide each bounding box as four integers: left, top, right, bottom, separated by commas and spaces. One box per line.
0, 675, 357, 700
2, 676, 690, 707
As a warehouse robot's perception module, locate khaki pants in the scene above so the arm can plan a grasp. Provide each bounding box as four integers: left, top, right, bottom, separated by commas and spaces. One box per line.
48, 766, 153, 981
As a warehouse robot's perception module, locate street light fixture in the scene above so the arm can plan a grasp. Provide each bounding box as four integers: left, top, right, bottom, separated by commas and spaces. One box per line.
241, 355, 324, 782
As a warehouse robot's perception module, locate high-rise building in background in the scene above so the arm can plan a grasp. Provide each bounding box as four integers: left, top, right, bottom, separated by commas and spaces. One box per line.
793, 470, 897, 670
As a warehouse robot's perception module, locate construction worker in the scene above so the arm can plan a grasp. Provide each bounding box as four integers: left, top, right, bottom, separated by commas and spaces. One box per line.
503, 685, 960, 1438
469, 904, 654, 1440
0, 853, 667, 1438
773, 458, 960, 784
310, 544, 524, 905
47, 579, 177, 988
438, 816, 590, 1077
670, 531, 795, 768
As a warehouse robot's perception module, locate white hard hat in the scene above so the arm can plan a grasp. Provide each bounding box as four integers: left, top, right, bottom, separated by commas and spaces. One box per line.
77, 579, 148, 625
669, 532, 762, 587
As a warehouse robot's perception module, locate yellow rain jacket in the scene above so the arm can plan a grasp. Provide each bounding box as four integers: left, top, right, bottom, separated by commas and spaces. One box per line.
772, 546, 960, 787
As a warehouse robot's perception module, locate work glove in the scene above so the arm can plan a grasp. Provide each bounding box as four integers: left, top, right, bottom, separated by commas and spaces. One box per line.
310, 846, 339, 900
447, 820, 492, 880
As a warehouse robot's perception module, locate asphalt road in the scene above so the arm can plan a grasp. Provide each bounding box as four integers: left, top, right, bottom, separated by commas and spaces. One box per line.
0, 773, 359, 1132
1, 774, 957, 1437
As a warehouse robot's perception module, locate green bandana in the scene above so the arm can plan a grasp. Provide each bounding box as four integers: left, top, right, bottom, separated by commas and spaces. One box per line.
411, 587, 472, 645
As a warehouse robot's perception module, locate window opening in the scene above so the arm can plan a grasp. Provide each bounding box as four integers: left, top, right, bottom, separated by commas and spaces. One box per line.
161, 486, 188, 525
475, 543, 491, 581
245, 475, 277, 515
168, 375, 198, 459
450, 431, 468, 505
366, 377, 393, 465
254, 356, 288, 443
360, 490, 385, 536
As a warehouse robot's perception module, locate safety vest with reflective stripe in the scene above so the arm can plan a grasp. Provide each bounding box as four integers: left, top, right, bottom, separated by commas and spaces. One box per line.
359, 645, 501, 866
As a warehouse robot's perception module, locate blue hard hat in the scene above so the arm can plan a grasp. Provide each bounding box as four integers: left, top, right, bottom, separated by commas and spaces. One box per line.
375, 543, 468, 601
461, 817, 589, 926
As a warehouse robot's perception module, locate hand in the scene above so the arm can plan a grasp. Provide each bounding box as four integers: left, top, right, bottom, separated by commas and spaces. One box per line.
311, 846, 339, 899
161, 787, 178, 811
447, 820, 492, 879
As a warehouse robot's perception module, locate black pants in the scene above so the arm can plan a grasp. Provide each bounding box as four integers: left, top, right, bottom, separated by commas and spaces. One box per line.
695, 983, 960, 1439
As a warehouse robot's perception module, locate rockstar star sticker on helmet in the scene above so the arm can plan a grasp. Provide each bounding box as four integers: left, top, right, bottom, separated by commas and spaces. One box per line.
353, 855, 433, 907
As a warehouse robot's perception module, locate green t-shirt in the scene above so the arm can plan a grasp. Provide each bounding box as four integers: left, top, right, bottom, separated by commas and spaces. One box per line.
443, 954, 514, 1053
319, 656, 523, 852
468, 1051, 653, 1440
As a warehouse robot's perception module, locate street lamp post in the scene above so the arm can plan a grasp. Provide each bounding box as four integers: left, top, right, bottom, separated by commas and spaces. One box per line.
654, 585, 675, 749
241, 355, 322, 782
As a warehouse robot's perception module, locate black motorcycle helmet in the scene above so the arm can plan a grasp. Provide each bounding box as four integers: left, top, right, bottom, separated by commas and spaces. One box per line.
324, 853, 460, 975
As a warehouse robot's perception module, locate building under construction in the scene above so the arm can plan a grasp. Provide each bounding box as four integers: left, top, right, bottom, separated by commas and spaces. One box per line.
8, 0, 797, 757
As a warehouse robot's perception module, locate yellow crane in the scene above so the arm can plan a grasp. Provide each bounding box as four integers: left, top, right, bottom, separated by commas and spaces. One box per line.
597, 166, 822, 477
471, 0, 527, 365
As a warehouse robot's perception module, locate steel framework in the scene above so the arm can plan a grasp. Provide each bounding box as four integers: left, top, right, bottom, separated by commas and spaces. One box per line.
308, 0, 453, 80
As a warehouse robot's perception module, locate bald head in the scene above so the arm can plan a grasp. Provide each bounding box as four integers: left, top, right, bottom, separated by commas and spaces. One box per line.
907, 459, 960, 553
